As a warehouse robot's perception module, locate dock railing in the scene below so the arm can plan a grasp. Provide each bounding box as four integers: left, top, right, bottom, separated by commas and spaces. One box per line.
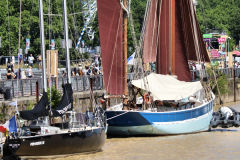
0, 75, 103, 98
1, 67, 240, 99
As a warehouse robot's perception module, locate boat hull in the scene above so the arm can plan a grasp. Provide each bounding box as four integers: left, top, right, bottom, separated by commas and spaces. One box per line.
106, 100, 213, 136
3, 127, 106, 158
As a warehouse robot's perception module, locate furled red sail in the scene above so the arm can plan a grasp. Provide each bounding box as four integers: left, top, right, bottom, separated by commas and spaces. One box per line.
142, 0, 160, 64
143, 0, 209, 82
97, 0, 124, 95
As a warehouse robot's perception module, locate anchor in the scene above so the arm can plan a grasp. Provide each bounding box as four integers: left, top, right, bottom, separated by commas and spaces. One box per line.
210, 106, 240, 128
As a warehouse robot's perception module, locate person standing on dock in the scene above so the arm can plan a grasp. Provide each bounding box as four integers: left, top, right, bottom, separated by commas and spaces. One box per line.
28, 54, 35, 67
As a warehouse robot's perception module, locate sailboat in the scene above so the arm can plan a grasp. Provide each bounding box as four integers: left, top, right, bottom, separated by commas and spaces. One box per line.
2, 0, 106, 158
97, 0, 215, 136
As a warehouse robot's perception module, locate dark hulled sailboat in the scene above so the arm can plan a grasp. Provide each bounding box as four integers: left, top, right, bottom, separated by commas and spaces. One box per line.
2, 0, 106, 158
97, 0, 214, 136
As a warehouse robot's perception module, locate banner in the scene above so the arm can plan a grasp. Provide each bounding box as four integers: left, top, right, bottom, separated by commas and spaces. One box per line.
218, 38, 226, 43
51, 39, 55, 50
26, 38, 30, 50
203, 34, 212, 38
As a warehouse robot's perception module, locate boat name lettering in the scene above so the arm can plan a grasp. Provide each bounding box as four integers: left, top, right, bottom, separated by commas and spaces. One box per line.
57, 103, 72, 114
30, 141, 45, 146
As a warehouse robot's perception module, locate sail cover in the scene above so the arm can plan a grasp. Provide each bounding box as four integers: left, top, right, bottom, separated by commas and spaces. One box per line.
131, 73, 203, 101
97, 0, 125, 95
52, 83, 73, 117
20, 92, 49, 120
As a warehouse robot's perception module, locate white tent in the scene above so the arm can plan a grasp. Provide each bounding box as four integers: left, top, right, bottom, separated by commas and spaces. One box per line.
131, 73, 203, 101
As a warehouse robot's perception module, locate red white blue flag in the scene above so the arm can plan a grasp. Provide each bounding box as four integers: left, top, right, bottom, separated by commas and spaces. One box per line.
0, 116, 17, 133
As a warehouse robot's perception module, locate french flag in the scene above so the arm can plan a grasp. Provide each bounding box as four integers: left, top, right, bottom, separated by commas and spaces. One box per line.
0, 116, 17, 133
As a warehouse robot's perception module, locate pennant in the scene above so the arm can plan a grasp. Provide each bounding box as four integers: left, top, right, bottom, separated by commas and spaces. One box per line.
127, 52, 136, 65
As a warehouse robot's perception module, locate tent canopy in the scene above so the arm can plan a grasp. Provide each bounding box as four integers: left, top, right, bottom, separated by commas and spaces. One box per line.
131, 73, 203, 101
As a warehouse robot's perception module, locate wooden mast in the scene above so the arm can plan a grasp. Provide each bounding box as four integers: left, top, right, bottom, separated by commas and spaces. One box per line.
171, 0, 175, 75
123, 0, 128, 105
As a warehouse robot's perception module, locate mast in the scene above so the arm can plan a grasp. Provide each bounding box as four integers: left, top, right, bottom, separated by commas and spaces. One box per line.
171, 0, 175, 75
39, 0, 47, 92
169, 0, 175, 75
63, 0, 71, 84
123, 0, 128, 104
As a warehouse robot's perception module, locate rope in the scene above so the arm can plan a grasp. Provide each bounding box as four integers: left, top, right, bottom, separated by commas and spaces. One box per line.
6, 0, 11, 55
106, 110, 129, 121
18, 0, 22, 49
48, 0, 52, 49
120, 0, 129, 15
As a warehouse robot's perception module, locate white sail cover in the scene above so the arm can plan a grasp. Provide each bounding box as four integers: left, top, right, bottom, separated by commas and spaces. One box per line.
131, 73, 203, 101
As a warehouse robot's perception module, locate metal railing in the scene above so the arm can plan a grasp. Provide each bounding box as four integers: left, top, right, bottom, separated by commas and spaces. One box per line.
0, 75, 103, 98
1, 67, 240, 99
191, 68, 240, 81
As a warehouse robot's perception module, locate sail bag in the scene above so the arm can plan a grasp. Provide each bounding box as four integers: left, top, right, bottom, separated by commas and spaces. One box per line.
20, 92, 49, 120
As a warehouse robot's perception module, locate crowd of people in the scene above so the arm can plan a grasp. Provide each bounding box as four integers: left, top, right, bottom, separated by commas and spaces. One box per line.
69, 63, 102, 77
3, 57, 34, 80
1, 54, 103, 80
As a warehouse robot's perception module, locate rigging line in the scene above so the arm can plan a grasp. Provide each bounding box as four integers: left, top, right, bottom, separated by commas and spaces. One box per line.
144, 0, 162, 101
134, 0, 151, 80
189, 1, 202, 71
18, 0, 22, 49
156, 0, 162, 68
43, 13, 62, 16
26, 0, 35, 38
192, 1, 205, 80
138, 0, 151, 58
142, 0, 159, 95
71, 0, 78, 47
6, 0, 11, 55
55, 0, 64, 43
48, 0, 52, 48
105, 11, 122, 94
149, 0, 158, 65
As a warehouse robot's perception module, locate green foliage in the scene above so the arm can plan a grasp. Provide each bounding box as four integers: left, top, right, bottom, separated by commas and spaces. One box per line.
127, 0, 147, 56
197, 0, 240, 49
47, 86, 61, 110
0, 0, 89, 59
1, 0, 239, 58
206, 64, 229, 95
26, 100, 34, 110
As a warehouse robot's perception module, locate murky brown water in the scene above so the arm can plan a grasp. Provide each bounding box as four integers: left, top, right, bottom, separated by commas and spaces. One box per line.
41, 128, 240, 160
26, 103, 240, 160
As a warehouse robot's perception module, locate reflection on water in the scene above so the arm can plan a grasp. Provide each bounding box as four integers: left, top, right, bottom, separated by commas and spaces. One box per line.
47, 128, 240, 160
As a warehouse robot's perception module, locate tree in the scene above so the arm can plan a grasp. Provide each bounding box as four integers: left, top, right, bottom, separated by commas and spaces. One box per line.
196, 0, 240, 49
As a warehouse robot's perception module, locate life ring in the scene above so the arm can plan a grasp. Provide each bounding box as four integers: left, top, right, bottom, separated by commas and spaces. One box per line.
144, 93, 151, 104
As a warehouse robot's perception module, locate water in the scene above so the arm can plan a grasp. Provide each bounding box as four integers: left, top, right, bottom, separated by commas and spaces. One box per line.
48, 128, 240, 160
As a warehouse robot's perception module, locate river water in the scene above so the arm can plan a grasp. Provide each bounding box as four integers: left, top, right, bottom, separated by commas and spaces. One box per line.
35, 104, 240, 160
46, 128, 240, 160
